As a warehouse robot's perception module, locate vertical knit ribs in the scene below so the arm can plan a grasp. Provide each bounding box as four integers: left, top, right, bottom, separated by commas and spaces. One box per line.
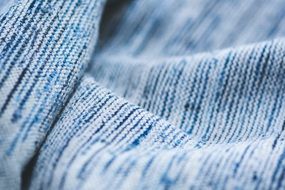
0, 0, 105, 189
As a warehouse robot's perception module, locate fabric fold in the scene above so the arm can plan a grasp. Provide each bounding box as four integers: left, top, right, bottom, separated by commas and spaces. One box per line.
1, 0, 285, 189
0, 0, 105, 189
31, 39, 285, 189
92, 39, 285, 143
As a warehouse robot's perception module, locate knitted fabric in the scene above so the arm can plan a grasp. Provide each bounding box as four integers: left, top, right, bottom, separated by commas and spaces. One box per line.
1, 0, 285, 189
0, 0, 105, 189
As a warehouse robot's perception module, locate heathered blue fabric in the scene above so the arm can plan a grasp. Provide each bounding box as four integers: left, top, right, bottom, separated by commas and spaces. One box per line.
1, 0, 285, 189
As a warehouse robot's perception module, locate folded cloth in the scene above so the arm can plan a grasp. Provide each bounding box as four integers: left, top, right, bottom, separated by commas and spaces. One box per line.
1, 0, 285, 189
0, 0, 105, 189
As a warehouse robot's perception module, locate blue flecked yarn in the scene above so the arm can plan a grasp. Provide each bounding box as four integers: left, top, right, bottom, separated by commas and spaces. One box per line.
0, 0, 105, 189
1, 0, 285, 189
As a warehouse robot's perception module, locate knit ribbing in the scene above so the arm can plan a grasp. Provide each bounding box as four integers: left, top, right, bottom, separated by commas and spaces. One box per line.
2, 0, 285, 189
31, 40, 285, 189
0, 0, 105, 189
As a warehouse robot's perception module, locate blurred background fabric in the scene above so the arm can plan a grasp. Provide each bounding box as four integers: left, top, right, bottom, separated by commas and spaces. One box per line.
1, 0, 285, 189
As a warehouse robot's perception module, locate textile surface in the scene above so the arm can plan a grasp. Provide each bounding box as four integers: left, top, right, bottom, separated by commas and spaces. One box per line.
1, 0, 285, 189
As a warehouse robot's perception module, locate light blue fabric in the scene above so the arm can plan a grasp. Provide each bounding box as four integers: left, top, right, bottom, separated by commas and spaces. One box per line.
1, 0, 285, 189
